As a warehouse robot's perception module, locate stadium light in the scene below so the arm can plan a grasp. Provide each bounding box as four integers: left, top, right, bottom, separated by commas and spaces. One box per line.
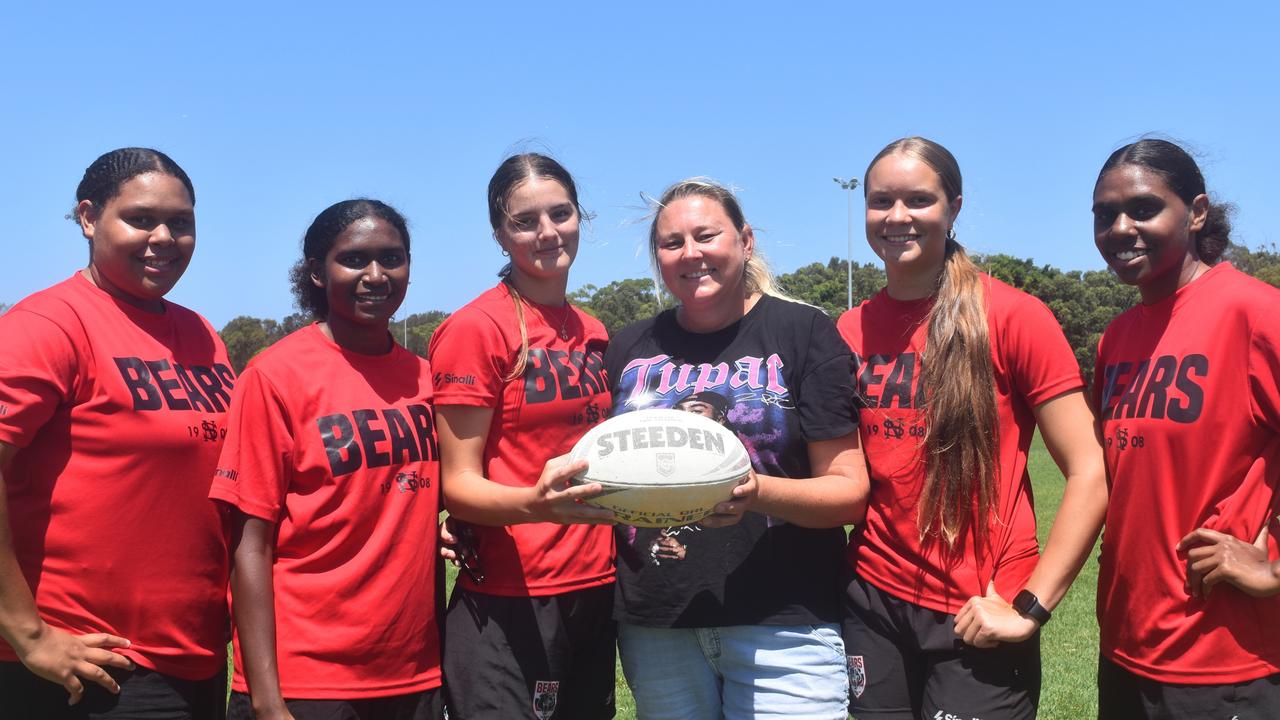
832, 177, 859, 310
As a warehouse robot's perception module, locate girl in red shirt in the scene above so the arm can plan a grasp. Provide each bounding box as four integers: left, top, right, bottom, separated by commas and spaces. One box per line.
838, 137, 1108, 720
213, 199, 444, 720
0, 148, 231, 718
428, 154, 615, 719
1092, 139, 1280, 718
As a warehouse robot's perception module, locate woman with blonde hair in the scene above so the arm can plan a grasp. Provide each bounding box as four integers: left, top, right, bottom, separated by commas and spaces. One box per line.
605, 178, 869, 719
837, 137, 1108, 719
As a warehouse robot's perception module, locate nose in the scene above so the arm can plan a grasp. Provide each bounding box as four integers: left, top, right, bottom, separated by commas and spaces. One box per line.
1110, 212, 1136, 237
537, 213, 558, 241
364, 261, 388, 285
680, 238, 702, 261
150, 223, 176, 245
887, 200, 911, 224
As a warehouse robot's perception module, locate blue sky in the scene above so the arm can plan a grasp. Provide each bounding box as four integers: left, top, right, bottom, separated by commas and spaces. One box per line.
4, 2, 1277, 328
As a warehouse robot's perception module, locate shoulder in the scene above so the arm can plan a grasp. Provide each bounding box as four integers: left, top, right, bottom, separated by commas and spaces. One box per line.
5, 276, 89, 329
244, 325, 326, 377
611, 313, 663, 346
435, 286, 514, 338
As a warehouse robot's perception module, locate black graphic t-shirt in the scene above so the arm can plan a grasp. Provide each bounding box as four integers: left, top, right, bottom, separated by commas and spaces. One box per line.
605, 295, 858, 627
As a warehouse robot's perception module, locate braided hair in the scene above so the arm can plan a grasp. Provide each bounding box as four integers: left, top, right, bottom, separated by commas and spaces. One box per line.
289, 199, 412, 319
71, 148, 194, 221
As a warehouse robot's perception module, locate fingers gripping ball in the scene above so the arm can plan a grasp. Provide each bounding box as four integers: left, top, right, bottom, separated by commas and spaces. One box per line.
569, 409, 751, 527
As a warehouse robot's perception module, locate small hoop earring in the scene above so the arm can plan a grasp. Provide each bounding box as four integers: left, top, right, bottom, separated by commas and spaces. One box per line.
946, 228, 956, 242
501, 249, 510, 257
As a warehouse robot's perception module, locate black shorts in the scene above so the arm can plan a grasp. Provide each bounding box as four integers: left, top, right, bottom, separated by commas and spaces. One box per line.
0, 661, 225, 720
442, 584, 616, 720
1098, 654, 1280, 719
226, 688, 444, 720
841, 574, 1040, 720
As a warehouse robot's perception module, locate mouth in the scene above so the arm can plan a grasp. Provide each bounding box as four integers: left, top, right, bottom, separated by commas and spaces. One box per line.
535, 244, 566, 256
1112, 248, 1147, 262
355, 293, 392, 303
881, 234, 918, 245
140, 256, 180, 271
680, 268, 715, 280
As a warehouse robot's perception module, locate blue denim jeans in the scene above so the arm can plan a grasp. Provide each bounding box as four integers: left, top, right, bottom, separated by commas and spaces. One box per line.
618, 622, 848, 719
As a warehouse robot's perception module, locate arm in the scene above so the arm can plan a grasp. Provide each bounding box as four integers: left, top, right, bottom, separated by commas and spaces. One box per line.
436, 405, 612, 526
228, 513, 295, 720
0, 442, 134, 704
702, 432, 869, 529
954, 390, 1108, 647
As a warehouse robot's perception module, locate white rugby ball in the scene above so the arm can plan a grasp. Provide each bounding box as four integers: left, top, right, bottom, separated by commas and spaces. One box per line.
569, 408, 752, 527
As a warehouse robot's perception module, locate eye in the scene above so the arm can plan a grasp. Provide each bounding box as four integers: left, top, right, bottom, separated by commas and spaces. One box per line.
381, 252, 407, 268
167, 216, 194, 232
659, 237, 685, 251
552, 207, 575, 223
127, 215, 156, 230
509, 215, 537, 231
1093, 207, 1117, 229
866, 196, 892, 210
337, 253, 368, 269
696, 231, 719, 243
908, 195, 935, 208
1128, 200, 1163, 221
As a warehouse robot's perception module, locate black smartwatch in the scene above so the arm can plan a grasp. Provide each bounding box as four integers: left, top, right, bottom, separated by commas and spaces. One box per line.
1012, 589, 1052, 626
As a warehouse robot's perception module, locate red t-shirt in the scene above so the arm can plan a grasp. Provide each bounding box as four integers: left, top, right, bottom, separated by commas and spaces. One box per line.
428, 283, 614, 597
1095, 263, 1280, 683
0, 273, 232, 679
209, 324, 441, 698
838, 275, 1083, 614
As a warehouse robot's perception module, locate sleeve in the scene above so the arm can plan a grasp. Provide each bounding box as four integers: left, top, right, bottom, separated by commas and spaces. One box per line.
997, 290, 1085, 407
427, 309, 508, 407
208, 366, 294, 522
793, 308, 859, 442
0, 310, 80, 448
1247, 307, 1280, 432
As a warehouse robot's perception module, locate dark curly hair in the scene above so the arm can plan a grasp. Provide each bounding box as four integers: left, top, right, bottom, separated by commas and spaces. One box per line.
1096, 139, 1233, 263
289, 199, 411, 319
71, 147, 194, 222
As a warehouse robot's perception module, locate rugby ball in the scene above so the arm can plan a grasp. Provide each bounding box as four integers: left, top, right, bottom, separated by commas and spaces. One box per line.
568, 408, 752, 527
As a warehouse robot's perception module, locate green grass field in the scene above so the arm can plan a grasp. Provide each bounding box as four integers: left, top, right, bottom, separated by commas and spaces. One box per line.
433, 434, 1100, 719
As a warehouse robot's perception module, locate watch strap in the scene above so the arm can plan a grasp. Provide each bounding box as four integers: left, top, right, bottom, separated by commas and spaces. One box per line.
1012, 589, 1052, 626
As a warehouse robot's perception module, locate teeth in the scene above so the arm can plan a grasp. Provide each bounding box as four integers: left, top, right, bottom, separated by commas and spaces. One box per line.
682, 269, 713, 279
358, 294, 389, 301
1115, 250, 1146, 261
142, 258, 175, 268
884, 235, 915, 243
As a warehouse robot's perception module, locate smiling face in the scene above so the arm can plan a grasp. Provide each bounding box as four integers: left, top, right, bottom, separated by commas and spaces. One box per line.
78, 172, 195, 312
1093, 164, 1208, 303
654, 195, 754, 309
495, 176, 580, 285
313, 216, 409, 330
863, 152, 961, 294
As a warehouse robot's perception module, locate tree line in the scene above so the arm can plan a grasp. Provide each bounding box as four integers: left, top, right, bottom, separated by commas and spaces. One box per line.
215, 245, 1280, 381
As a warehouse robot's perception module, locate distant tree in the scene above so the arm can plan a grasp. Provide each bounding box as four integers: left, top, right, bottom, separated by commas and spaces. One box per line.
0, 302, 9, 316
777, 257, 886, 317
1224, 243, 1280, 288
571, 278, 663, 334
219, 316, 275, 372
396, 310, 450, 356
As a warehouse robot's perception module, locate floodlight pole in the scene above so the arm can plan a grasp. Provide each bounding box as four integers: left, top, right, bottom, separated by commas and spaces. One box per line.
832, 177, 859, 309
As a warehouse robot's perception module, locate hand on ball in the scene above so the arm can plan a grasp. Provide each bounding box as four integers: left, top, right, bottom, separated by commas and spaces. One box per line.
697, 470, 758, 528
532, 455, 616, 525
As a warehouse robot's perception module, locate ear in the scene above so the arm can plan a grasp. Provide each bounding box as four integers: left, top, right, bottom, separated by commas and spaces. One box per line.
77, 200, 98, 240
1189, 193, 1209, 234
309, 258, 326, 289
741, 224, 756, 260
948, 194, 964, 222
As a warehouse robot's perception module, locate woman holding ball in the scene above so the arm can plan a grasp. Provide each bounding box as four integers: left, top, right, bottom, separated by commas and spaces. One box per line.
428, 153, 616, 719
604, 177, 869, 719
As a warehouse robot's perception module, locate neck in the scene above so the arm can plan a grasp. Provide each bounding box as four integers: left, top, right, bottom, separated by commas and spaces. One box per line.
884, 263, 941, 302
321, 316, 392, 355
1141, 254, 1207, 305
678, 291, 762, 333
508, 269, 568, 306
